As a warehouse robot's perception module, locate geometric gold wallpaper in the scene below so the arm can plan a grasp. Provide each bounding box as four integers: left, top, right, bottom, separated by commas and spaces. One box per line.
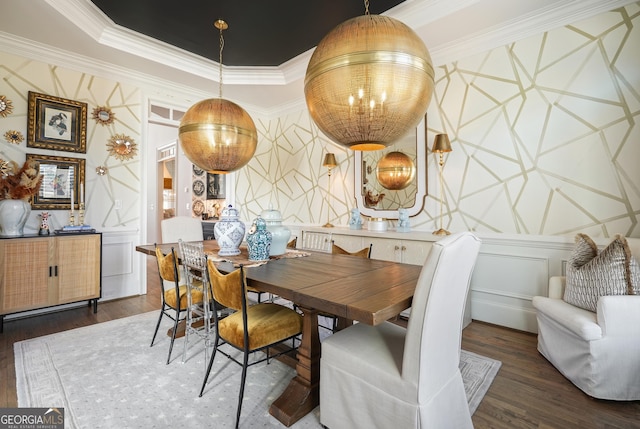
0, 3, 637, 241
237, 2, 640, 239
427, 2, 640, 238
235, 110, 353, 226
0, 51, 141, 231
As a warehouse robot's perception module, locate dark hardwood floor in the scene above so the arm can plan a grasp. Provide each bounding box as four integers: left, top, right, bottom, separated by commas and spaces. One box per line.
1, 259, 638, 428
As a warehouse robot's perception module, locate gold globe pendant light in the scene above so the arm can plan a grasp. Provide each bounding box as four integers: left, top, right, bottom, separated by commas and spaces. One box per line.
376, 151, 415, 190
179, 20, 257, 174
304, 1, 434, 151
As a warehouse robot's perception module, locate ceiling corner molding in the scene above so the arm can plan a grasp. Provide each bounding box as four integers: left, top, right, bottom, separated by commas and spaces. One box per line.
428, 0, 635, 66
221, 67, 287, 86
279, 49, 314, 83
0, 31, 210, 106
45, 0, 111, 41
388, 0, 481, 27
45, 0, 289, 87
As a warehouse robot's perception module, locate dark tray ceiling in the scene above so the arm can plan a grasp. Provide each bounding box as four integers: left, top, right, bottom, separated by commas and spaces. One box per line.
90, 0, 405, 67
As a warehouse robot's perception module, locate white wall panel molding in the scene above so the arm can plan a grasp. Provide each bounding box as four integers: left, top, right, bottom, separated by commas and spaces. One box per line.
472, 297, 540, 333
101, 230, 144, 300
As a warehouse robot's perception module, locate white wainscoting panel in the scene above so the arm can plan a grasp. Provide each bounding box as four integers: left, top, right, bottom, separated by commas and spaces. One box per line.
471, 252, 549, 332
101, 230, 143, 301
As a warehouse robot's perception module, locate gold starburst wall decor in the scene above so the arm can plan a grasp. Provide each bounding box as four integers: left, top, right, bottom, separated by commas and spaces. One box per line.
4, 130, 24, 144
0, 95, 13, 117
92, 106, 115, 126
106, 133, 137, 161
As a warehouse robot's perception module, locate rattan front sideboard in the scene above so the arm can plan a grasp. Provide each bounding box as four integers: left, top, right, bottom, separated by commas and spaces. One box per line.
0, 232, 102, 331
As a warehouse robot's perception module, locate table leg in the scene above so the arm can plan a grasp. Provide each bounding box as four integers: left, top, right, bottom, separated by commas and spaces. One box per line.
269, 306, 320, 427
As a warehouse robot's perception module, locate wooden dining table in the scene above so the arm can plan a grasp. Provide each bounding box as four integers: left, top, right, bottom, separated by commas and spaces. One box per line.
136, 240, 423, 427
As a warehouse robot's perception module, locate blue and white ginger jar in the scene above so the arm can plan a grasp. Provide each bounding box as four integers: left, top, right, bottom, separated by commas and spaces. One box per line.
214, 205, 245, 257
246, 217, 272, 261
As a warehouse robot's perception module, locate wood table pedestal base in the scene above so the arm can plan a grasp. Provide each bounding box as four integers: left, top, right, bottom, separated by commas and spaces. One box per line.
269, 306, 320, 426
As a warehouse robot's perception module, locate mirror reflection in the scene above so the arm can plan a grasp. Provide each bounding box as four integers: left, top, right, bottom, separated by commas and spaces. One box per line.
354, 116, 427, 219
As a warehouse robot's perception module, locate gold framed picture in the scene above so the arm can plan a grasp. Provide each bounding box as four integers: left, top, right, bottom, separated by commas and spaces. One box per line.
27, 91, 87, 153
27, 154, 85, 210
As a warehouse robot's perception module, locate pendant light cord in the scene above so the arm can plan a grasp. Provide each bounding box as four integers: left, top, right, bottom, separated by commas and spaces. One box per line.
364, 0, 370, 15
218, 26, 224, 99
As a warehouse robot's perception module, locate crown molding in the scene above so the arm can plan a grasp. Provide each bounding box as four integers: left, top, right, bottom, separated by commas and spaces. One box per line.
45, 0, 288, 86
6, 0, 636, 118
428, 0, 636, 66
43, 0, 635, 86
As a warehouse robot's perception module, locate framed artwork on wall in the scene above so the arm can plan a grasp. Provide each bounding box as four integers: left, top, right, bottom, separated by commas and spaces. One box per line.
27, 154, 85, 210
27, 91, 87, 153
207, 173, 225, 200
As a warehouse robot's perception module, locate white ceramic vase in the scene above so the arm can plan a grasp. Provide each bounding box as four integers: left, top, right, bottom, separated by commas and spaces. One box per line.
260, 206, 290, 256
0, 199, 31, 236
214, 205, 245, 257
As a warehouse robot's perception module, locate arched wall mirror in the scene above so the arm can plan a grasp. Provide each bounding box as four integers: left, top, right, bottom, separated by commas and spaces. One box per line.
354, 116, 427, 219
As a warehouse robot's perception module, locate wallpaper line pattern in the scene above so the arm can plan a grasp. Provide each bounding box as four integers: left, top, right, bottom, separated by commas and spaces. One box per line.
232, 3, 639, 239
0, 52, 142, 231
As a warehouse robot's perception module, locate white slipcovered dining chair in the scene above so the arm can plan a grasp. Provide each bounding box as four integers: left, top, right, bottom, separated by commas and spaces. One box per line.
320, 232, 482, 429
161, 216, 204, 286
161, 216, 204, 243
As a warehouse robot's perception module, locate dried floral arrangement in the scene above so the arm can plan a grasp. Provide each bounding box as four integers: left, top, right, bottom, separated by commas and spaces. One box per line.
0, 159, 42, 200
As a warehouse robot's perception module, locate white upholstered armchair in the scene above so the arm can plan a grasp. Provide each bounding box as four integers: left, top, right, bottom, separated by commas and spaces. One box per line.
532, 237, 640, 400
320, 232, 481, 429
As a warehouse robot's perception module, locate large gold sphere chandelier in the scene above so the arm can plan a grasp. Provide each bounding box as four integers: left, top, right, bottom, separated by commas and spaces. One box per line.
304, 1, 434, 151
178, 20, 258, 173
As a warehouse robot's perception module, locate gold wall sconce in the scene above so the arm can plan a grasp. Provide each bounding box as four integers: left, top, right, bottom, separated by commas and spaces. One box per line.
432, 133, 452, 236
322, 153, 337, 228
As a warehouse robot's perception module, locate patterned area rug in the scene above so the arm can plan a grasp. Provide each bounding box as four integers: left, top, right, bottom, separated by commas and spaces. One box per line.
15, 311, 500, 428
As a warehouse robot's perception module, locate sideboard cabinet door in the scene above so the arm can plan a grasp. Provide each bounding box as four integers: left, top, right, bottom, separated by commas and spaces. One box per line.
368, 237, 432, 265
0, 238, 52, 314
56, 234, 101, 304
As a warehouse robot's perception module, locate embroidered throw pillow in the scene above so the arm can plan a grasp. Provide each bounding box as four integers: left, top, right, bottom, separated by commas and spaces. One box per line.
564, 234, 640, 312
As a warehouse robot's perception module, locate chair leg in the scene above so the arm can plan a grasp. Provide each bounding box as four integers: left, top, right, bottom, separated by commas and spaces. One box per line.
150, 310, 164, 347
166, 314, 180, 365
199, 333, 219, 397
181, 315, 191, 364
235, 352, 250, 429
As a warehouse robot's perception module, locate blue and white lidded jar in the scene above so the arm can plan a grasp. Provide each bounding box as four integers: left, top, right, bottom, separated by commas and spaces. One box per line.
246, 217, 272, 261
214, 205, 245, 257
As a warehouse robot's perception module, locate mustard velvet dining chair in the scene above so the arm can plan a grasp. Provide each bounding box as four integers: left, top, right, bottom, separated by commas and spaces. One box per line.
320, 232, 482, 429
151, 245, 204, 365
331, 242, 372, 258
200, 261, 303, 429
